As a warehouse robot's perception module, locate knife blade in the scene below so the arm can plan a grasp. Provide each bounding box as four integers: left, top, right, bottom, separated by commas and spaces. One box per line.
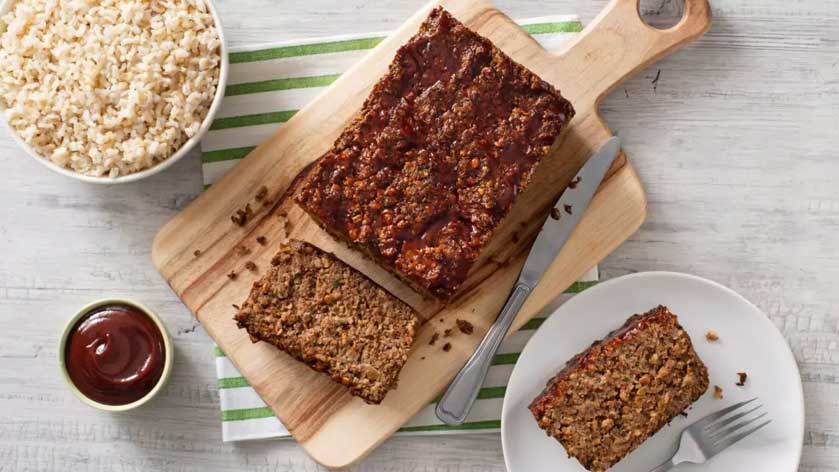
519, 136, 620, 288
435, 136, 621, 425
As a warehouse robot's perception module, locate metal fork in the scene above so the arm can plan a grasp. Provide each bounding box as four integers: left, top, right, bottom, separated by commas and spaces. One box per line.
649, 398, 772, 471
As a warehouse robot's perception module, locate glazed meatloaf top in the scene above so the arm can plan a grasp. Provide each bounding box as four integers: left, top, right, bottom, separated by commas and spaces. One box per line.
234, 240, 419, 404
529, 306, 709, 472
295, 7, 575, 299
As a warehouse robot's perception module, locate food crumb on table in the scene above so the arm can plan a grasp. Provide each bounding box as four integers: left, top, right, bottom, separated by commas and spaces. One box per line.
713, 385, 724, 399
705, 329, 720, 341
429, 332, 440, 346
736, 372, 748, 386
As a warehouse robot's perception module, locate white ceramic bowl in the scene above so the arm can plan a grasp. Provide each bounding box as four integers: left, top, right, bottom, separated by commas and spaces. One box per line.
0, 0, 229, 184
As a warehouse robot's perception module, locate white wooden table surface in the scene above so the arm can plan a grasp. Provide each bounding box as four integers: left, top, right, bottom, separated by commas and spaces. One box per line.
1, 0, 838, 470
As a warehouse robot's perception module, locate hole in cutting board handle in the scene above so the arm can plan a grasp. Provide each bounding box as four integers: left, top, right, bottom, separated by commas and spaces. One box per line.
639, 0, 685, 29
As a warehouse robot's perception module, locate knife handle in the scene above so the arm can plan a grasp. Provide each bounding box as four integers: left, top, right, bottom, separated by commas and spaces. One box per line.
435, 282, 532, 425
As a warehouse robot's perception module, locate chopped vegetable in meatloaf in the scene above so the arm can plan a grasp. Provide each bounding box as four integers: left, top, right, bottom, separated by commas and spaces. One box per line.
234, 240, 418, 404
295, 7, 575, 299
529, 306, 709, 472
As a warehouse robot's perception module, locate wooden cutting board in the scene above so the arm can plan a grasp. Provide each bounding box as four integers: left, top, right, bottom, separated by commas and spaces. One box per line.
152, 0, 710, 468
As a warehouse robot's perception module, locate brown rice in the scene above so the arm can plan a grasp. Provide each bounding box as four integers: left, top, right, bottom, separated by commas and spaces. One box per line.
0, 0, 221, 177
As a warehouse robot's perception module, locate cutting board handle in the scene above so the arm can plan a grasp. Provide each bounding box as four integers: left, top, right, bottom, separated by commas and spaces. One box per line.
548, 0, 711, 110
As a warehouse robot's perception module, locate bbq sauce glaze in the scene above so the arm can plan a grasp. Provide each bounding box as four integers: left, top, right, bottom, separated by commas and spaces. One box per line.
65, 304, 165, 405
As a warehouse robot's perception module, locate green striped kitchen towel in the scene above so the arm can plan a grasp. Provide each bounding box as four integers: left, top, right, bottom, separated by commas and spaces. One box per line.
201, 14, 589, 442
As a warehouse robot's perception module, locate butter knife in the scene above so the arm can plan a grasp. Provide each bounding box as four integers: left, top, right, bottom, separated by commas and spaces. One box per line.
435, 136, 621, 425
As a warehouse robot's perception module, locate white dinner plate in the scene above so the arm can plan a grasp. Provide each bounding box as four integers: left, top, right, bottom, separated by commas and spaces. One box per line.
502, 271, 804, 472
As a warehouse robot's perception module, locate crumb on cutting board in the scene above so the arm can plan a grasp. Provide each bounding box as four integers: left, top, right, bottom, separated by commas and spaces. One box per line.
456, 319, 474, 335
255, 185, 268, 201
231, 204, 253, 227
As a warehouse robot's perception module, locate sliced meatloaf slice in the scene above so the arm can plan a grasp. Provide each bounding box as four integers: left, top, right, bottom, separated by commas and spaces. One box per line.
529, 305, 709, 471
234, 240, 418, 404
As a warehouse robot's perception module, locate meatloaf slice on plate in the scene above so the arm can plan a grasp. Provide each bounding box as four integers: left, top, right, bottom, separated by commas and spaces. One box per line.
529, 305, 709, 471
234, 240, 418, 404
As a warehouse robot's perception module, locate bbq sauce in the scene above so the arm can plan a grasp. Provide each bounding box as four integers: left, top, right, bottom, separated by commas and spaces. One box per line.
65, 304, 165, 405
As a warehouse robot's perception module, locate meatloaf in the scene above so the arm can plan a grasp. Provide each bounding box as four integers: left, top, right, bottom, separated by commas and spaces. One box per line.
529, 306, 709, 472
234, 240, 418, 404
294, 7, 575, 299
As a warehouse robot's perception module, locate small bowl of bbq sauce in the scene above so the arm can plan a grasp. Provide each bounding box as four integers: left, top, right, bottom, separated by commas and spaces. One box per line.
59, 299, 173, 411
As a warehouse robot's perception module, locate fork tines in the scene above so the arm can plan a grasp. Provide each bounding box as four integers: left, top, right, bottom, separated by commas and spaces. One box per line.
700, 398, 772, 451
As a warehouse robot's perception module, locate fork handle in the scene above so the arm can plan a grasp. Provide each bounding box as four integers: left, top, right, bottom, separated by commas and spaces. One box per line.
649, 459, 675, 472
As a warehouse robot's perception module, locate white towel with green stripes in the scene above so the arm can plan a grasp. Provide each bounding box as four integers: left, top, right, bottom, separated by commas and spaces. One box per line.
202, 15, 592, 442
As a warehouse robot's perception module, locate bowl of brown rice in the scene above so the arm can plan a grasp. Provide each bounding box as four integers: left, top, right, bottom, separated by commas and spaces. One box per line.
0, 0, 228, 183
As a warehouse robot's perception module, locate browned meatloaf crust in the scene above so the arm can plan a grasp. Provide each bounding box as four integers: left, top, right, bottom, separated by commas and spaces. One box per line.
529, 306, 709, 472
294, 7, 575, 299
234, 240, 419, 404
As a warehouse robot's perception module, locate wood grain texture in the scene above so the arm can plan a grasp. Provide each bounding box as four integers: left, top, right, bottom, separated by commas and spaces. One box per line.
1, 0, 838, 471
149, 0, 715, 466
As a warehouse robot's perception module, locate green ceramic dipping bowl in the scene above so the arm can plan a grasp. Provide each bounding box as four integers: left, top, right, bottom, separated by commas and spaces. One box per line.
58, 298, 174, 412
